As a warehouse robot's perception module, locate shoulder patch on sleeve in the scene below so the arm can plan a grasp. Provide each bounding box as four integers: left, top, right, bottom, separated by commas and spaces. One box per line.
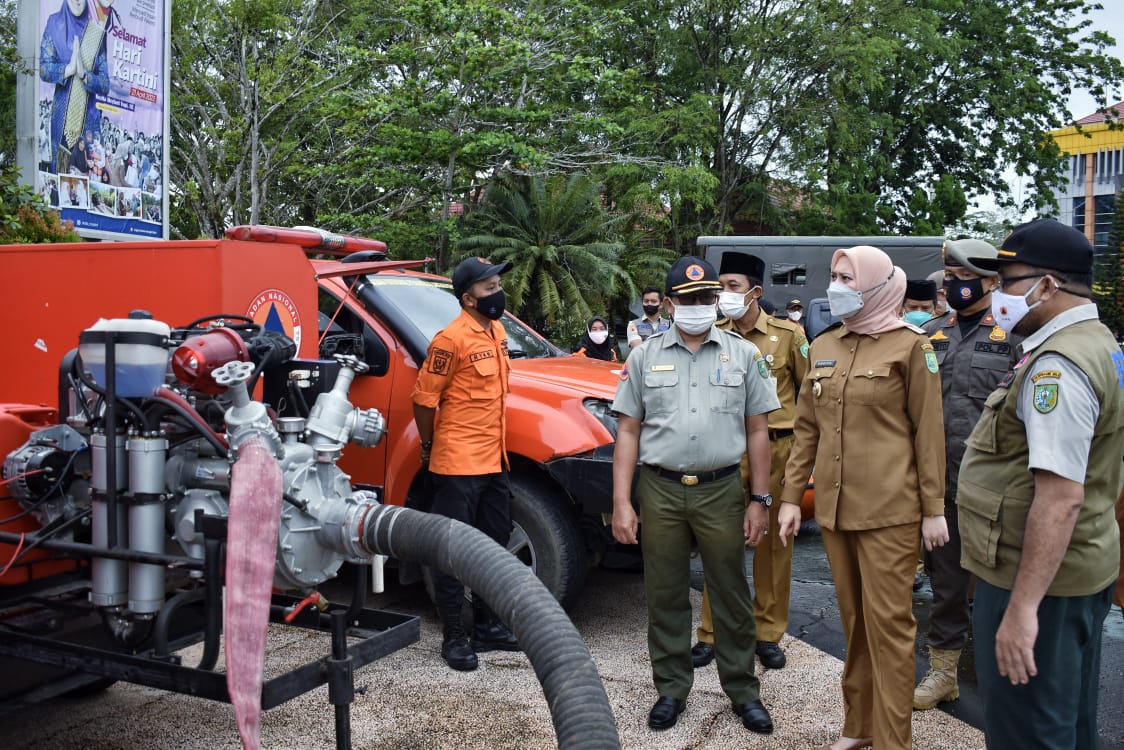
924, 350, 939, 374
428, 348, 454, 375
1033, 383, 1058, 413
1031, 370, 1061, 383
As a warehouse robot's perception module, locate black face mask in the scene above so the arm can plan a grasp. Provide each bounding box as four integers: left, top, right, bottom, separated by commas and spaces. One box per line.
946, 277, 986, 311
473, 288, 506, 320
642, 304, 660, 317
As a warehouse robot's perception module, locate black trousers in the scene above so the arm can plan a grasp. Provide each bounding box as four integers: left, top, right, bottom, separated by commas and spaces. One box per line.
429, 470, 513, 611
923, 500, 972, 649
974, 579, 1112, 750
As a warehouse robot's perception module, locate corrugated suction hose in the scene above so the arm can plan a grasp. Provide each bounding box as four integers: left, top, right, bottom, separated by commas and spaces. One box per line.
362, 504, 620, 749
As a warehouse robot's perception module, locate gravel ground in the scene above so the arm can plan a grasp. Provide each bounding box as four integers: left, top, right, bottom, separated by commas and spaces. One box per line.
0, 565, 986, 750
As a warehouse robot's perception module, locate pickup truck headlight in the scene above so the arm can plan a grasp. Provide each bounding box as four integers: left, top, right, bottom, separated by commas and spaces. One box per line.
582, 399, 618, 440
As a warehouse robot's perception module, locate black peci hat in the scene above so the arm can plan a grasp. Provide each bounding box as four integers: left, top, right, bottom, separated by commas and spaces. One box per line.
905, 279, 937, 304
719, 252, 765, 282
970, 219, 1093, 275
666, 256, 723, 297
452, 256, 513, 298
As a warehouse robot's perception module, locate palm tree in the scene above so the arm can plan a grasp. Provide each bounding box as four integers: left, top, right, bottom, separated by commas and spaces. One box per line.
456, 172, 643, 329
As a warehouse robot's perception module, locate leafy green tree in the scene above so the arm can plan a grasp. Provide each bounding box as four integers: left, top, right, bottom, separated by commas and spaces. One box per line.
0, 162, 80, 243
455, 172, 645, 330
1094, 189, 1124, 340
0, 0, 18, 164
786, 0, 1124, 233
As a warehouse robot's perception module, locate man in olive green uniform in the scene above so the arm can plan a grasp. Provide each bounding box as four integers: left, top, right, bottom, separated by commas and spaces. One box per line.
612, 256, 780, 734
958, 219, 1124, 749
692, 252, 808, 671
913, 238, 1020, 710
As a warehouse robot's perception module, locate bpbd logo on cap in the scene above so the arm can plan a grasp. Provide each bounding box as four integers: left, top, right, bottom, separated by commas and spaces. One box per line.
685, 264, 705, 281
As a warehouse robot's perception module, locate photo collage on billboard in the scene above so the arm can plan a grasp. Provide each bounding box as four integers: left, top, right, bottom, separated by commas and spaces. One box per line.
34, 0, 165, 238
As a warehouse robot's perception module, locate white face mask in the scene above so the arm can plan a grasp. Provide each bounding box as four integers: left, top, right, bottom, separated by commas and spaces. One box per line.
990, 277, 1045, 333
673, 303, 718, 335
718, 288, 757, 320
588, 329, 608, 345
827, 281, 864, 318
788, 310, 802, 322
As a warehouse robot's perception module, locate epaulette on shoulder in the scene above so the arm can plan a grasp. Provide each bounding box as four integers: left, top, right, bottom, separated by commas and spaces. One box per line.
905, 323, 926, 334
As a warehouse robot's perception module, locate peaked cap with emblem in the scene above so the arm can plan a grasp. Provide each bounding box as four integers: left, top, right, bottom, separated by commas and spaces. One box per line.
666, 255, 723, 296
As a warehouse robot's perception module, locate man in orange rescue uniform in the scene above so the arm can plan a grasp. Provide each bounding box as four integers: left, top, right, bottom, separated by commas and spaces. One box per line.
412, 256, 521, 671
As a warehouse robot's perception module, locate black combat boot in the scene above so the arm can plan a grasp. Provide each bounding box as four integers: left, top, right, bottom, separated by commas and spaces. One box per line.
439, 606, 478, 671
471, 595, 520, 652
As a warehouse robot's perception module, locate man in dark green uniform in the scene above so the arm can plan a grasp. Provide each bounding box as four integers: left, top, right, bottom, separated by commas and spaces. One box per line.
915, 238, 1020, 710
611, 256, 780, 734
958, 219, 1124, 749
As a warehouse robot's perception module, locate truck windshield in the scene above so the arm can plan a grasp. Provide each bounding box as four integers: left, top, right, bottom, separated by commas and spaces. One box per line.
364, 274, 561, 359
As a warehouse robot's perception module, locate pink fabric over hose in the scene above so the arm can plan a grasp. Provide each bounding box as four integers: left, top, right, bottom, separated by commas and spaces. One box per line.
224, 437, 283, 750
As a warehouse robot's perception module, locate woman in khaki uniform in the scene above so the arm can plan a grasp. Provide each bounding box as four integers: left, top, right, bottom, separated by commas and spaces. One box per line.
777, 245, 948, 750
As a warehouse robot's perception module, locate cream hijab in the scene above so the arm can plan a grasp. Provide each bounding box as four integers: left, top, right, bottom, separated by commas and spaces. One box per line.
831, 245, 908, 335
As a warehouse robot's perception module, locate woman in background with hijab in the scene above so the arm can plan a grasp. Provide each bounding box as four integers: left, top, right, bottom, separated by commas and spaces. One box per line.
776, 245, 948, 750
575, 316, 617, 362
39, 0, 112, 172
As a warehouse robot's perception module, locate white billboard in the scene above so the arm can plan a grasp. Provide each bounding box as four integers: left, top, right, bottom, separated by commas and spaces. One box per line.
19, 0, 169, 240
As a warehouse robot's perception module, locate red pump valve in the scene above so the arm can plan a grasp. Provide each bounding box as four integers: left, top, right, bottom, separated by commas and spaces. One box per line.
171, 328, 250, 394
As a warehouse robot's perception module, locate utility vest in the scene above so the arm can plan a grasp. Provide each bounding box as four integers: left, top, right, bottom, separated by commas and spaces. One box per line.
957, 319, 1124, 596
632, 316, 671, 342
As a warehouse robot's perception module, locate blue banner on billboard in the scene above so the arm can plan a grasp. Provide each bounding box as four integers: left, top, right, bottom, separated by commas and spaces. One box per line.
32, 0, 167, 239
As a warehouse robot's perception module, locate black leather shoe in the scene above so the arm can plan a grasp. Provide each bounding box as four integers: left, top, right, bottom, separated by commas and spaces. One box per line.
733, 699, 774, 734
473, 620, 520, 652
755, 640, 786, 669
691, 641, 715, 668
648, 696, 686, 730
441, 635, 478, 672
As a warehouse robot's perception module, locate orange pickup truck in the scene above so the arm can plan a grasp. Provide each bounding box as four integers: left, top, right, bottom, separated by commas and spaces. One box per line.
0, 231, 622, 608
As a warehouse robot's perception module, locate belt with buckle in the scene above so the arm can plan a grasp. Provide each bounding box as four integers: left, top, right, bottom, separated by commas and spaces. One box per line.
645, 464, 739, 486
768, 428, 794, 441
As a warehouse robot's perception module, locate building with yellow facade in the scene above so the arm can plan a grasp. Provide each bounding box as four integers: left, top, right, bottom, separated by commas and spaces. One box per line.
1048, 101, 1123, 253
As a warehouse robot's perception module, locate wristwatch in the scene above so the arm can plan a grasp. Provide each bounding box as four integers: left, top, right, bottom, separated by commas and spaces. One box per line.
420, 439, 433, 450
750, 493, 773, 508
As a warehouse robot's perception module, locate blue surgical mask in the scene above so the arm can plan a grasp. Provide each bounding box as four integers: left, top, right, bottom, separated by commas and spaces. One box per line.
903, 310, 932, 327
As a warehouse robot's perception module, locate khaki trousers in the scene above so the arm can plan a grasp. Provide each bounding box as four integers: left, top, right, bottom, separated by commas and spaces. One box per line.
822, 522, 919, 750
697, 434, 794, 644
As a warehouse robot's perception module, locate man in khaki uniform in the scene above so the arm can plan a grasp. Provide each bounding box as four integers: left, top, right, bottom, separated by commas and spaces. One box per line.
692, 252, 808, 671
612, 255, 780, 735
957, 219, 1124, 749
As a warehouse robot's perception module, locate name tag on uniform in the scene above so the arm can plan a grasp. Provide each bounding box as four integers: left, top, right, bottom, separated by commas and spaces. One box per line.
814, 360, 836, 368
650, 364, 676, 372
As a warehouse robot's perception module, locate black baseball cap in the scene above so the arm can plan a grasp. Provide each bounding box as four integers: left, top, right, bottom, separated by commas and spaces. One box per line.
666, 255, 723, 297
452, 256, 513, 298
719, 252, 765, 282
970, 219, 1093, 275
905, 279, 937, 303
